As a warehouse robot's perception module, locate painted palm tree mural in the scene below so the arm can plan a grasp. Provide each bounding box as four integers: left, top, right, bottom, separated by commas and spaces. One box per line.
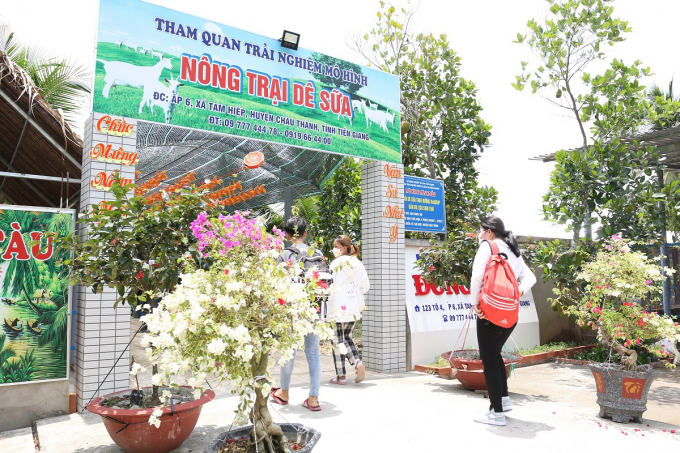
0, 207, 73, 384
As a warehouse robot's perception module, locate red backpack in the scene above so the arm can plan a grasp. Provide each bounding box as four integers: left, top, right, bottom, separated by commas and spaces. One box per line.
479, 240, 520, 327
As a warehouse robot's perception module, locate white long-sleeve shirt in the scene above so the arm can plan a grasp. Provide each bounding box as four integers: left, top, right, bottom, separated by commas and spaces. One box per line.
469, 239, 536, 306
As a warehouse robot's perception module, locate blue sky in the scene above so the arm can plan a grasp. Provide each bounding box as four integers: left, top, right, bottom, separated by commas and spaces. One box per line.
98, 0, 400, 111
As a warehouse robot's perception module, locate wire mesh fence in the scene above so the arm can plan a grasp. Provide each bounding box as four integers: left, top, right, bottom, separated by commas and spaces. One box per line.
135, 122, 344, 210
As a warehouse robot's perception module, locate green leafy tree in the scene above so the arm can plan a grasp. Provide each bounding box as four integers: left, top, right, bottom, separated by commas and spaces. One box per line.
514, 0, 680, 312
352, 1, 497, 270
312, 158, 363, 258
515, 0, 680, 244
310, 53, 363, 95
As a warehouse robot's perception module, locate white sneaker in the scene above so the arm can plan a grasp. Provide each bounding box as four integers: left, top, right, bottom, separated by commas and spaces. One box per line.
474, 409, 506, 426
502, 396, 513, 412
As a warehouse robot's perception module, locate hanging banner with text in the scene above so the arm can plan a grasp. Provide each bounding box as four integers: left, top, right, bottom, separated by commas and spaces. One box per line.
93, 0, 401, 163
405, 245, 538, 333
404, 176, 446, 234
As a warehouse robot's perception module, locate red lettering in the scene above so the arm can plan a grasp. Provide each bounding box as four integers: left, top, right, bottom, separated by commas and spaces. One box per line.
180, 55, 197, 83
319, 90, 331, 112
245, 71, 258, 96
431, 285, 444, 295
304, 82, 315, 109
292, 82, 305, 106
29, 232, 54, 261
3, 222, 30, 260
227, 67, 242, 92
412, 275, 430, 296
256, 74, 270, 98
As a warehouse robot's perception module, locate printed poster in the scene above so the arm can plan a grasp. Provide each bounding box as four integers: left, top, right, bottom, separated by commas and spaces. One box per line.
93, 0, 401, 163
0, 206, 74, 385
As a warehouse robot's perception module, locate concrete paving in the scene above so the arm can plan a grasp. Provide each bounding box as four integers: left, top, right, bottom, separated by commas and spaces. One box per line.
0, 427, 34, 453
28, 362, 680, 453
7, 319, 680, 452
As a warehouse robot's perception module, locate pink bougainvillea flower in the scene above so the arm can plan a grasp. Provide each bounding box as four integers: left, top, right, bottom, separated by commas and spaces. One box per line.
224, 269, 229, 275
227, 438, 234, 444
313, 271, 320, 279
341, 305, 346, 311
428, 265, 435, 272
645, 280, 652, 285
286, 259, 293, 268
612, 234, 622, 241
622, 302, 634, 307
317, 281, 329, 289
278, 298, 286, 306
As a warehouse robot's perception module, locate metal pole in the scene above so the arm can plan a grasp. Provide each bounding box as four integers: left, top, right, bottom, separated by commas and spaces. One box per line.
658, 170, 672, 315
284, 186, 293, 221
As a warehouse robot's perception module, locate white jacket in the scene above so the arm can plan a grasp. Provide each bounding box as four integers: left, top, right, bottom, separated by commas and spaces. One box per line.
469, 239, 536, 306
327, 255, 370, 323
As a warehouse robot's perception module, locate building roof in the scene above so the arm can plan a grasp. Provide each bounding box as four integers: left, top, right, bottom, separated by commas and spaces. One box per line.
530, 124, 680, 171
0, 51, 82, 207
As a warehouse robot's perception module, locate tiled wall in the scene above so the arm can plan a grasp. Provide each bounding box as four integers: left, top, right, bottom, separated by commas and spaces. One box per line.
361, 161, 406, 373
75, 113, 136, 410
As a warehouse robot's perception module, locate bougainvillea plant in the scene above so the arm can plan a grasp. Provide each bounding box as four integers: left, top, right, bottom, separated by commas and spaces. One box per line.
58, 171, 266, 402
141, 211, 332, 453
565, 236, 680, 371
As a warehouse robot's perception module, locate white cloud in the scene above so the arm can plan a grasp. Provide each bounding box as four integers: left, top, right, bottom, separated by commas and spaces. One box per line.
148, 40, 160, 45
203, 22, 223, 35
171, 45, 184, 52
101, 30, 117, 36
115, 30, 129, 36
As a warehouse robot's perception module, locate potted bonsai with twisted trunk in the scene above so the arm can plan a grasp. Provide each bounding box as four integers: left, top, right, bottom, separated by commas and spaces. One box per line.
142, 211, 332, 453
58, 172, 262, 453
564, 235, 680, 423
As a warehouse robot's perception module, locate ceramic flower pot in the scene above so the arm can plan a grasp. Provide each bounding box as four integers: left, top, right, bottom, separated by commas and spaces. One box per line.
204, 423, 321, 453
588, 363, 659, 423
86, 386, 215, 453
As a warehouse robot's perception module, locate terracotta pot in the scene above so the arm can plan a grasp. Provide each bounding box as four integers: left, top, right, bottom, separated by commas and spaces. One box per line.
441, 350, 520, 391
588, 363, 659, 423
86, 386, 215, 453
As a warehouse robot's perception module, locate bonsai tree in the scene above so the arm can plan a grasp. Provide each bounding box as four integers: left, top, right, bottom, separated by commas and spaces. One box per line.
59, 171, 265, 402
141, 211, 332, 453
565, 236, 680, 370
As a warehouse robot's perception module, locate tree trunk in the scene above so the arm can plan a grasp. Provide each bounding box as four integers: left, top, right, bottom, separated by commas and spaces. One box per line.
250, 352, 290, 453
599, 326, 638, 371
22, 284, 43, 316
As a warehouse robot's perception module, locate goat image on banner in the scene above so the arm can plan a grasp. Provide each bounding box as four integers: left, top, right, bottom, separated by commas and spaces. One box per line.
93, 0, 401, 163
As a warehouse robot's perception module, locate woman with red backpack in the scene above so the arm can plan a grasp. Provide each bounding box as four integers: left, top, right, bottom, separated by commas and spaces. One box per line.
470, 216, 536, 426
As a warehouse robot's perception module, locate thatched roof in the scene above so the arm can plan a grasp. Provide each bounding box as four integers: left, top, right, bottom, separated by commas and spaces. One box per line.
0, 51, 82, 207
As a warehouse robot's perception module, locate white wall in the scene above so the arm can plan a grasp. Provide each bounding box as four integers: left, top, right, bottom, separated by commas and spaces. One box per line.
405, 241, 540, 368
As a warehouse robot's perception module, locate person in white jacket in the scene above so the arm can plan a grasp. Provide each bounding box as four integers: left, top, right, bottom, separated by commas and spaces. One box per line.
327, 235, 370, 385
470, 216, 536, 427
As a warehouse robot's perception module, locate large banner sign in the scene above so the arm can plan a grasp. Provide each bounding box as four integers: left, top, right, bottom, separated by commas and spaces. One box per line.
404, 176, 446, 234
0, 207, 74, 385
405, 245, 538, 333
93, 0, 401, 163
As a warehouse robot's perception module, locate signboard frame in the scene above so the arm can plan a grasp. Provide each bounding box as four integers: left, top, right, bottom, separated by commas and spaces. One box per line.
404, 175, 446, 234
92, 0, 402, 163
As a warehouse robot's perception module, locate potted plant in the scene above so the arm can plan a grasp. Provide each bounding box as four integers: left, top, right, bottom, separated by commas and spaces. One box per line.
59, 172, 263, 453
442, 349, 520, 391
564, 236, 680, 423
141, 211, 331, 453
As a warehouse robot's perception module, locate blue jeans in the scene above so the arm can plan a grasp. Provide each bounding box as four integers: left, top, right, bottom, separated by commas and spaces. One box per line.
279, 332, 321, 397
